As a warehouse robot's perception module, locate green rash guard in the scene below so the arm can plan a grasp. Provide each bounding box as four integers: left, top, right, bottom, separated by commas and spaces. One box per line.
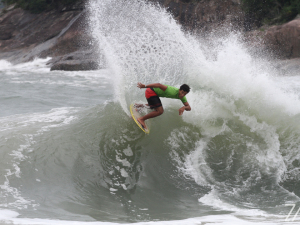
153, 85, 188, 103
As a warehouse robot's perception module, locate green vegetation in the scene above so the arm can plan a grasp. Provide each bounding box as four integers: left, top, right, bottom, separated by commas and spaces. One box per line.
0, 0, 79, 13
241, 0, 300, 27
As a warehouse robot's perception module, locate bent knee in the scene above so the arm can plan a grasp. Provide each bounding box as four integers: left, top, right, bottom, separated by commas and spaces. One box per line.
156, 107, 164, 115
158, 108, 164, 115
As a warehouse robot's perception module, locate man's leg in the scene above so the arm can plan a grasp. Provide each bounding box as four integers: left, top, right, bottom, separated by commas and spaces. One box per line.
137, 106, 164, 129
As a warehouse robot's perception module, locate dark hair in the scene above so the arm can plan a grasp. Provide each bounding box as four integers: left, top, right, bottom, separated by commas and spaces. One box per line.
180, 84, 190, 93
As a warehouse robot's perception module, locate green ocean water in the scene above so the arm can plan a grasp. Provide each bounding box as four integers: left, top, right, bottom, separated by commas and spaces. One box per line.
0, 0, 300, 224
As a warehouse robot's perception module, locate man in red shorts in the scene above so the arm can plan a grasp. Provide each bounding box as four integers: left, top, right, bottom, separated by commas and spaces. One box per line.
136, 82, 191, 129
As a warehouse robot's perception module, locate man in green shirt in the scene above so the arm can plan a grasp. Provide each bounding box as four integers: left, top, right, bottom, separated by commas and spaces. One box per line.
136, 82, 191, 129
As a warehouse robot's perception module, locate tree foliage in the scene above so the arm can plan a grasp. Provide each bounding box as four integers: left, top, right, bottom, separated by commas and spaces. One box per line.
242, 0, 300, 27
0, 0, 79, 13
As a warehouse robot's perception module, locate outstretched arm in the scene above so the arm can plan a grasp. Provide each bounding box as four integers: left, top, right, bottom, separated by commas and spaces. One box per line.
179, 102, 191, 115
137, 82, 167, 91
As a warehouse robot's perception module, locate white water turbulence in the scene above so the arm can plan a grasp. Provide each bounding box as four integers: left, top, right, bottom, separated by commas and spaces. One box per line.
0, 0, 300, 224
88, 0, 300, 223
88, 0, 197, 114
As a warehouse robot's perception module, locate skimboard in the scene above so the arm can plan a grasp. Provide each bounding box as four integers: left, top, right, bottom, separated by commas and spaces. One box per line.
130, 103, 150, 134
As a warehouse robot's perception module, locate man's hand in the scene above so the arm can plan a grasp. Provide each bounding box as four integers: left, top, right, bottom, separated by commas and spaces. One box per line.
137, 82, 146, 89
137, 82, 168, 91
179, 106, 185, 115
179, 102, 191, 115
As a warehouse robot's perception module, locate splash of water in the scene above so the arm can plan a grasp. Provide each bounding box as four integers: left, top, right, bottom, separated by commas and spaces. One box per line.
88, 0, 300, 212
88, 0, 204, 113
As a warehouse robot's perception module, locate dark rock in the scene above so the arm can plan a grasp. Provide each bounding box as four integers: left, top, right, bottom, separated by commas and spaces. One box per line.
0, 1, 101, 71
148, 0, 244, 33
61, 1, 85, 12
0, 25, 13, 40
0, 2, 91, 61
0, 0, 300, 70
49, 49, 101, 71
244, 17, 300, 59
50, 60, 98, 71
265, 18, 300, 59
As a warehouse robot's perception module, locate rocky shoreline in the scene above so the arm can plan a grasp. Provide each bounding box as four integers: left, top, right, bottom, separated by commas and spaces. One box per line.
0, 1, 98, 71
0, 0, 299, 73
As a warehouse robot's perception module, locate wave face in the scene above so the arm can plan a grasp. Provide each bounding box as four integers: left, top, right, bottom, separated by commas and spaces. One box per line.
87, 0, 300, 221
1, 0, 300, 224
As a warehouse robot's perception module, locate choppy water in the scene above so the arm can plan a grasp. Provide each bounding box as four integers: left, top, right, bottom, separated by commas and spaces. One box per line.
1, 0, 300, 224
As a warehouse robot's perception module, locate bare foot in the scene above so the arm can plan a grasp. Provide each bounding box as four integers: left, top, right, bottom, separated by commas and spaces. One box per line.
137, 118, 147, 129
134, 103, 144, 108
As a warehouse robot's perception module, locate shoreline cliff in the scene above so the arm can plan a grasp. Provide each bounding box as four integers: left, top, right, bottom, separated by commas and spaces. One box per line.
0, 1, 99, 71
0, 0, 300, 72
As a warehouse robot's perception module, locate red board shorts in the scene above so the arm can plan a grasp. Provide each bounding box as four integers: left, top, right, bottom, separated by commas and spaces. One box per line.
145, 88, 162, 109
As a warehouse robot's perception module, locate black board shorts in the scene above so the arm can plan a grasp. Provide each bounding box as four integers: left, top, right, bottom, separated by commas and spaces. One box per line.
145, 88, 162, 109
